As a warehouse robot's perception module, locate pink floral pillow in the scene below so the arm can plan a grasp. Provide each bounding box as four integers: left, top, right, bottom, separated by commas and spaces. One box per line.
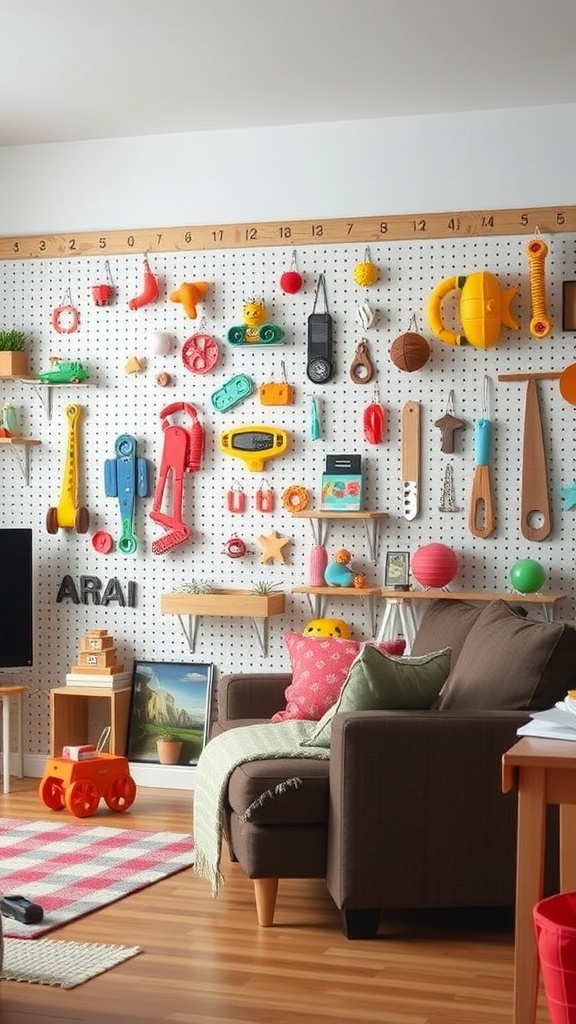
271, 632, 405, 722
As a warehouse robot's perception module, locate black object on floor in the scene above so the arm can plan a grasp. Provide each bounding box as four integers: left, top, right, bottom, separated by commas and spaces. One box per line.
1, 895, 44, 924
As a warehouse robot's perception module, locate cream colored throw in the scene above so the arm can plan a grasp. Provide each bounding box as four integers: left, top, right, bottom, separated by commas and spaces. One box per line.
193, 721, 329, 894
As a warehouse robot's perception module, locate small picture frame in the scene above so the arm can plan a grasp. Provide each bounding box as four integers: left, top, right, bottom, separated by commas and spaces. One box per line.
126, 660, 214, 766
384, 551, 410, 590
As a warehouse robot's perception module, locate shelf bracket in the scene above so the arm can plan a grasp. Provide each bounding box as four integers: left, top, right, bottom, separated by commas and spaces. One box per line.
176, 614, 200, 653
7, 445, 32, 485
27, 383, 53, 419
175, 613, 271, 656
249, 618, 270, 656
306, 519, 329, 546
363, 519, 381, 564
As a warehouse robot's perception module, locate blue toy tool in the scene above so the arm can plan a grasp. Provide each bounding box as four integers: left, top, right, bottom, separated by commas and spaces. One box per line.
104, 435, 150, 554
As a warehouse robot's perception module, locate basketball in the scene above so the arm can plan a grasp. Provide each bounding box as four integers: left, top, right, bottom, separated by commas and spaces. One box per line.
390, 331, 430, 372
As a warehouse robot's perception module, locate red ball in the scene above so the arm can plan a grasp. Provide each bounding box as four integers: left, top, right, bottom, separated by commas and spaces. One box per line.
411, 543, 458, 589
390, 331, 430, 372
280, 270, 303, 294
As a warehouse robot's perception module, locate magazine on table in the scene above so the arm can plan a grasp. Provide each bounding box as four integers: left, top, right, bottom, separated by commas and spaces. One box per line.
517, 693, 576, 741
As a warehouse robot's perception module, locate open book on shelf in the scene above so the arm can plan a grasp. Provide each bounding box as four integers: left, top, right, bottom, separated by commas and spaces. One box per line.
517, 694, 576, 741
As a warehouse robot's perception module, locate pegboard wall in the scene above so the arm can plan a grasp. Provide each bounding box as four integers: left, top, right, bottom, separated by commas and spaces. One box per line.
1, 212, 576, 756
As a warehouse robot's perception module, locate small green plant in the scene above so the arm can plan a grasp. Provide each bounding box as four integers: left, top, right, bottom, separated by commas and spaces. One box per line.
0, 330, 26, 352
251, 580, 283, 596
157, 728, 180, 742
179, 580, 213, 594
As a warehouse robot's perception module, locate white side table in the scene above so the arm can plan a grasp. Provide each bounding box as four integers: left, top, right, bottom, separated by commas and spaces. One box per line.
0, 685, 28, 794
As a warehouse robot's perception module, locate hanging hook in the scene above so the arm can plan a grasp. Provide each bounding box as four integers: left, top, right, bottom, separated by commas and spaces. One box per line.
312, 273, 328, 314
482, 374, 490, 419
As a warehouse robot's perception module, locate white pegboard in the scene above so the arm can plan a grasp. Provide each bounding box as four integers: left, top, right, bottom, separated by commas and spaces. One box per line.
0, 230, 575, 755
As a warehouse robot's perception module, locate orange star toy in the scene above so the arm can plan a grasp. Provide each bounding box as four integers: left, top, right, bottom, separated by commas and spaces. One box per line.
258, 530, 291, 564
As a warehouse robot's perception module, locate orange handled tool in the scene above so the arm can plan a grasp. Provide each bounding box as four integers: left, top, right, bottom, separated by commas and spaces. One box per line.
468, 376, 495, 538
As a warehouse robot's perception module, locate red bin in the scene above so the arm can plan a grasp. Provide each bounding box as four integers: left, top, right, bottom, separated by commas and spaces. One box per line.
534, 892, 576, 1023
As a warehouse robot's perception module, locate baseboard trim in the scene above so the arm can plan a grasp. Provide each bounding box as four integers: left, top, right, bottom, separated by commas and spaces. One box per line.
23, 754, 197, 791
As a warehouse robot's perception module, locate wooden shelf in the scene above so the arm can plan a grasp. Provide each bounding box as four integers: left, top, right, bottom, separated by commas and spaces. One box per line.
160, 589, 286, 656
293, 586, 381, 597
379, 589, 565, 605
290, 511, 387, 522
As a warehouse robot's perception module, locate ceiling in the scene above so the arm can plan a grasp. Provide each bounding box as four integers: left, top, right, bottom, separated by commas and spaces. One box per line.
3, 0, 576, 147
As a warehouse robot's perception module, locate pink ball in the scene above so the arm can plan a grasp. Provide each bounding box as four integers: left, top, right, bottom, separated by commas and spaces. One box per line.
411, 543, 458, 589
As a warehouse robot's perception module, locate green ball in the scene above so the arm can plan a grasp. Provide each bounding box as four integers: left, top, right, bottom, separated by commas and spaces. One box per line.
509, 558, 546, 594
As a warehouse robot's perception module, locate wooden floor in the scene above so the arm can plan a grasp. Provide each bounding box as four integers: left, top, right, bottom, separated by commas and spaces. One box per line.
0, 779, 551, 1024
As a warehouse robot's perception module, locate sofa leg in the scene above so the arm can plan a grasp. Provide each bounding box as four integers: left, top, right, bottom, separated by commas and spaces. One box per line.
254, 878, 279, 927
341, 908, 380, 939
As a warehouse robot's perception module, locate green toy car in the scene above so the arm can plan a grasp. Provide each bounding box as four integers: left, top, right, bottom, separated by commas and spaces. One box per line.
38, 359, 89, 384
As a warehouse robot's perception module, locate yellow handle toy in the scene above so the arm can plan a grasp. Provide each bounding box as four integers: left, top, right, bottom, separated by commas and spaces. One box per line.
427, 270, 519, 349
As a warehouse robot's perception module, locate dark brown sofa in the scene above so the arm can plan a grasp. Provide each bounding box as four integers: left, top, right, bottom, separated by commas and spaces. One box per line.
211, 598, 576, 938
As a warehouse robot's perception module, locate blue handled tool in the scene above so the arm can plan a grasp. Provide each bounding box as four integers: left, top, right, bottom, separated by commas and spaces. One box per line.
468, 376, 495, 537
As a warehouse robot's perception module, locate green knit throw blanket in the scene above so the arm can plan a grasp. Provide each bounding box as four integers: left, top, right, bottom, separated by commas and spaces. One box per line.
193, 721, 329, 895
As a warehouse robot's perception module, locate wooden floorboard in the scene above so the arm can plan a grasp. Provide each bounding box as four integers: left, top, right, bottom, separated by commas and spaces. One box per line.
0, 780, 551, 1023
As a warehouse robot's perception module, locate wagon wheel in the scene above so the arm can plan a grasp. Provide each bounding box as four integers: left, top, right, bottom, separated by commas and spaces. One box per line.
46, 506, 59, 534
75, 506, 90, 534
39, 776, 65, 810
65, 778, 99, 817
104, 774, 136, 812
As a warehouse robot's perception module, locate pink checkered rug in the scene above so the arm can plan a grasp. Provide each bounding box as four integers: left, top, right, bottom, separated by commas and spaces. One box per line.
0, 818, 194, 939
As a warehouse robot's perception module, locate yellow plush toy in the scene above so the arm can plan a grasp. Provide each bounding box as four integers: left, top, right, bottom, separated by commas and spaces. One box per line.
303, 618, 352, 639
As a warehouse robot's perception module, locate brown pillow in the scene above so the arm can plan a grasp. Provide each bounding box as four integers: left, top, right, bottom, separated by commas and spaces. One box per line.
410, 598, 486, 665
434, 600, 576, 711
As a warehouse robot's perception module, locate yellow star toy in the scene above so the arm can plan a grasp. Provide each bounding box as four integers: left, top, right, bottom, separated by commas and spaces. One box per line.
258, 530, 291, 564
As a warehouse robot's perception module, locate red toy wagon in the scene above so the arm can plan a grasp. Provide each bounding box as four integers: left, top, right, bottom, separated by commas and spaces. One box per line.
39, 753, 136, 818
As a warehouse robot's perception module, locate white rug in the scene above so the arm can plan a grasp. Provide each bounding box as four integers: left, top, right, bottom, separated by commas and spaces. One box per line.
1, 937, 141, 988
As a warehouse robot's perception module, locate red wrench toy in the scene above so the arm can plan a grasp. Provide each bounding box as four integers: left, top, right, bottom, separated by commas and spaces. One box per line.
149, 402, 205, 554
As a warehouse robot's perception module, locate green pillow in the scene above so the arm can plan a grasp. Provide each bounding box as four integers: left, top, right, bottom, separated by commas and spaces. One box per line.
301, 645, 452, 748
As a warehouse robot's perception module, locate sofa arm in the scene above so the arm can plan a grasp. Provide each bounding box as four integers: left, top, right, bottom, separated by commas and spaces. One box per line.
217, 672, 292, 724
326, 708, 530, 914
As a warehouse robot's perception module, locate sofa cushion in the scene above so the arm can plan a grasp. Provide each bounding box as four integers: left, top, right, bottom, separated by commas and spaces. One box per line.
227, 756, 330, 825
410, 598, 488, 664
271, 632, 404, 722
434, 600, 576, 711
302, 645, 452, 748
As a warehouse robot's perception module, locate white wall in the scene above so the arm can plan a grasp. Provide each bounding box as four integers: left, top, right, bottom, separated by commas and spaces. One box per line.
1, 103, 574, 787
0, 104, 574, 233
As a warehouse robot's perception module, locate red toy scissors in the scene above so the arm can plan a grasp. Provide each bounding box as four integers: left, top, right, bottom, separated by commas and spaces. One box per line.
181, 332, 219, 374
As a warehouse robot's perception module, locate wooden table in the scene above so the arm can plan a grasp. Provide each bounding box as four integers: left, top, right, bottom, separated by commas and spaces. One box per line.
0, 685, 28, 794
502, 737, 576, 1024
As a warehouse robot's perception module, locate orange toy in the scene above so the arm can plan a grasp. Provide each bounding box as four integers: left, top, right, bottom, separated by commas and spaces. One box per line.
527, 237, 553, 338
169, 281, 210, 318
39, 753, 136, 818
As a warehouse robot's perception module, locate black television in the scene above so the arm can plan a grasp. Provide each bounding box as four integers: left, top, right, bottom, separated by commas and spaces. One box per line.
0, 528, 33, 668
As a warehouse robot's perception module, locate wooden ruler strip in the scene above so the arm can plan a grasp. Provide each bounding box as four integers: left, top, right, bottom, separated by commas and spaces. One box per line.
1, 205, 576, 260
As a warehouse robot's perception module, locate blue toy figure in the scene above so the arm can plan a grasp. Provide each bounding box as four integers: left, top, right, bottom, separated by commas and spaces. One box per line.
104, 435, 150, 554
324, 548, 354, 587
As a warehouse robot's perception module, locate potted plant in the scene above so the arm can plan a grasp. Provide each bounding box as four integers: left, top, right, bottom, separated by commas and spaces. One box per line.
0, 330, 28, 378
156, 729, 183, 766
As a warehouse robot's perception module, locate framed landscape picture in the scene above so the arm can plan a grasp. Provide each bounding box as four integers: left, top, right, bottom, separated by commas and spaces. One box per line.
384, 551, 410, 590
126, 661, 214, 766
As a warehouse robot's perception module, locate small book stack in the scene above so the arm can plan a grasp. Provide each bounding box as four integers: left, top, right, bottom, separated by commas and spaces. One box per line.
65, 629, 131, 690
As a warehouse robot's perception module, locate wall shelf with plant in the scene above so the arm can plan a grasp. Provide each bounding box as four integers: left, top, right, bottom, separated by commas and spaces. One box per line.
160, 585, 286, 656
